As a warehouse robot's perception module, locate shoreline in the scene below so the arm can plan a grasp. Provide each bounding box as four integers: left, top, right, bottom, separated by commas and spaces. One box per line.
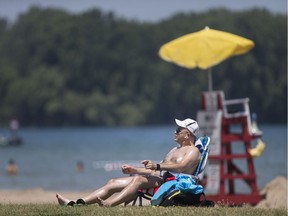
0, 176, 287, 209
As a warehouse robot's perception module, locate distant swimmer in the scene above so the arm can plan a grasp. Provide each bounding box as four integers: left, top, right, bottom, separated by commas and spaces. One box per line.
5, 159, 18, 175
76, 160, 84, 172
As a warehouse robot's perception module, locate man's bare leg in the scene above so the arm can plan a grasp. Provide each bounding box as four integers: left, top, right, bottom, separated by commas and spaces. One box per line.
82, 176, 135, 205
56, 176, 133, 206
101, 175, 162, 206
56, 193, 71, 205
56, 175, 162, 207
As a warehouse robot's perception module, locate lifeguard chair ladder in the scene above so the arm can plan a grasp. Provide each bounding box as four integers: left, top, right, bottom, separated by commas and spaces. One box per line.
197, 91, 262, 205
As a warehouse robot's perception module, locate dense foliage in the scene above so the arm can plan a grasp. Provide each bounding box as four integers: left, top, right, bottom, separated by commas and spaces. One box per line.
0, 7, 286, 126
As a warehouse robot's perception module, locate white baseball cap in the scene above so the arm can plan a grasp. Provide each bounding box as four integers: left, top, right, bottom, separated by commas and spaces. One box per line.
175, 118, 199, 136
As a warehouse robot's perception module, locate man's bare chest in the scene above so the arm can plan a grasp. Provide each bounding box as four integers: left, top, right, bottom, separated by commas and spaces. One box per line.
163, 148, 188, 162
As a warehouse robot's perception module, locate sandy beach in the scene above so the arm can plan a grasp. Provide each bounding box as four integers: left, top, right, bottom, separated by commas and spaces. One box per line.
0, 176, 287, 209
0, 188, 89, 205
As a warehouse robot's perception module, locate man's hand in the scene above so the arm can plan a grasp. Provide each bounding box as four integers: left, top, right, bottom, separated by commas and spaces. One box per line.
141, 160, 156, 170
121, 164, 137, 174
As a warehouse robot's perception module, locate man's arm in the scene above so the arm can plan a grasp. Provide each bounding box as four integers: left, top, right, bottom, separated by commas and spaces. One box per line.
142, 149, 199, 173
121, 164, 158, 175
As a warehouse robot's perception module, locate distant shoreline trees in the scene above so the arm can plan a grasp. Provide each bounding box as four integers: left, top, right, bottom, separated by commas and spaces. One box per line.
0, 7, 286, 126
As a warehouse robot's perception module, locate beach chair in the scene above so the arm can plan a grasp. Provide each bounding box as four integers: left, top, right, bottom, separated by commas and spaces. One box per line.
132, 136, 214, 207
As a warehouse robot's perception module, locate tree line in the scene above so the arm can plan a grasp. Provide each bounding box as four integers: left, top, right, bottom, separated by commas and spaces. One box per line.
0, 7, 286, 126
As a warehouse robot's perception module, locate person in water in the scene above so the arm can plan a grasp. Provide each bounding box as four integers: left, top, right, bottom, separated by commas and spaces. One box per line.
56, 118, 200, 207
5, 159, 18, 175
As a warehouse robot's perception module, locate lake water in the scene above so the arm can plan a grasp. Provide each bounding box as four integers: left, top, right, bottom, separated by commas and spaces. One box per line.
0, 125, 286, 193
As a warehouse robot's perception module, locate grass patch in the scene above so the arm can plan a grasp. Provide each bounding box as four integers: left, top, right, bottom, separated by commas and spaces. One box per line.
0, 204, 286, 216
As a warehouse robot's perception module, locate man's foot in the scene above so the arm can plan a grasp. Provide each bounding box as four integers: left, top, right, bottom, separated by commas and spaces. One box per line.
97, 197, 112, 207
56, 193, 74, 206
91, 196, 108, 206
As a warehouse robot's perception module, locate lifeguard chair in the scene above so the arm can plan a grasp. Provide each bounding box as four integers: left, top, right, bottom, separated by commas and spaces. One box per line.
197, 91, 262, 205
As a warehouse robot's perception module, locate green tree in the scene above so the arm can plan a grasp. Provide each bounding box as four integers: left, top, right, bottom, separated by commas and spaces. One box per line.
0, 7, 286, 126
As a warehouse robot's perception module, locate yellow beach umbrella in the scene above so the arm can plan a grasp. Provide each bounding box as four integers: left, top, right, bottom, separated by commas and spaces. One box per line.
159, 27, 254, 91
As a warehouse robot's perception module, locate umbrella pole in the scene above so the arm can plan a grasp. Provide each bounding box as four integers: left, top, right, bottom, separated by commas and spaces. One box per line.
208, 68, 213, 91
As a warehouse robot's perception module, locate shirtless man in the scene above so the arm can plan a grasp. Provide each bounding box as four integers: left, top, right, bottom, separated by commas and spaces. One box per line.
56, 118, 200, 207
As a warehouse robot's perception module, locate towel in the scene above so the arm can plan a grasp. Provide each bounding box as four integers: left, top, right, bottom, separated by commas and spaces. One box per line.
151, 174, 203, 206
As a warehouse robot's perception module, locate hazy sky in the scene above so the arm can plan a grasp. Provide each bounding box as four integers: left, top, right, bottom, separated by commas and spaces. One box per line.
0, 0, 286, 23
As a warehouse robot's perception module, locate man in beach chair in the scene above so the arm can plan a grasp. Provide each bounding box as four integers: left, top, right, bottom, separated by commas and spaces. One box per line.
132, 135, 213, 207
56, 118, 207, 207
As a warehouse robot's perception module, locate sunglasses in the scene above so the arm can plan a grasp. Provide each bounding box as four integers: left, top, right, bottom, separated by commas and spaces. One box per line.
175, 127, 186, 134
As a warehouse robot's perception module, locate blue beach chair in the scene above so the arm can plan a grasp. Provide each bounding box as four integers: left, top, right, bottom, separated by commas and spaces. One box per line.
132, 136, 214, 207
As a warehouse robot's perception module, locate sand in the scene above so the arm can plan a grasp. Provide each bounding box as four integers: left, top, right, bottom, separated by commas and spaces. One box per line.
0, 176, 287, 209
0, 188, 89, 205
255, 176, 287, 209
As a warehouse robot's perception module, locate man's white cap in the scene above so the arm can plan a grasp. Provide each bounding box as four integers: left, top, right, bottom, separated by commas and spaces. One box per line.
175, 118, 199, 136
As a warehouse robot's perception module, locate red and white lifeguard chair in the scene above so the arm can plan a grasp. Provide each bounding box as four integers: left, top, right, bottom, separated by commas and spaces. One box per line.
197, 91, 263, 205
